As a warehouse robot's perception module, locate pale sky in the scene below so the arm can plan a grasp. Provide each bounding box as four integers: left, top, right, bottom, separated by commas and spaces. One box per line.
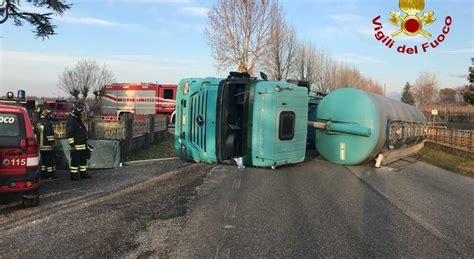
1, 0, 473, 98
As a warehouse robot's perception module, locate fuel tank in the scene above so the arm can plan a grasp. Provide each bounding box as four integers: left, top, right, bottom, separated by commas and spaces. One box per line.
314, 88, 426, 165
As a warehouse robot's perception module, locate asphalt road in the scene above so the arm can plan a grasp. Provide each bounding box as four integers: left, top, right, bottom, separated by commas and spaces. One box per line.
171, 158, 474, 258
0, 160, 213, 257
0, 156, 472, 257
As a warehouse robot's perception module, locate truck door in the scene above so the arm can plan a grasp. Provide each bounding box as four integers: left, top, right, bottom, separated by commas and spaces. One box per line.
0, 112, 27, 176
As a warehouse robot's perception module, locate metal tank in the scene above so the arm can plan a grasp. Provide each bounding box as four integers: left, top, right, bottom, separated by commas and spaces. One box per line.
309, 88, 427, 165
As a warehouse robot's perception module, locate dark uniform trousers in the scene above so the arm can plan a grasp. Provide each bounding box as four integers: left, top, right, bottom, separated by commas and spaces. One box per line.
40, 150, 56, 174
38, 117, 56, 176
70, 147, 88, 174
66, 114, 89, 177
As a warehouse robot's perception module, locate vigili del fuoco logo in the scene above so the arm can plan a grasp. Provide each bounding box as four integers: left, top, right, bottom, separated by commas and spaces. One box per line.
372, 0, 452, 54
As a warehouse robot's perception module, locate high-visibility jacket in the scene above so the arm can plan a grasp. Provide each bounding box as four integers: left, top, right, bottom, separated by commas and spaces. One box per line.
66, 113, 88, 151
37, 116, 55, 151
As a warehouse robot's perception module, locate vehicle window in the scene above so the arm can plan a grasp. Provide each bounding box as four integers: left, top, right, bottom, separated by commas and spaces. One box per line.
279, 111, 295, 141
0, 113, 20, 137
46, 103, 56, 108
164, 89, 174, 99
57, 103, 65, 110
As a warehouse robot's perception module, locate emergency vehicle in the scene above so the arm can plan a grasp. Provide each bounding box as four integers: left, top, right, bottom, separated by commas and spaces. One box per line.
44, 100, 74, 121
101, 83, 177, 122
0, 103, 41, 207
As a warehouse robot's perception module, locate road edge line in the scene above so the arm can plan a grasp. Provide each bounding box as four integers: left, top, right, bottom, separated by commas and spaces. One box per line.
123, 157, 180, 165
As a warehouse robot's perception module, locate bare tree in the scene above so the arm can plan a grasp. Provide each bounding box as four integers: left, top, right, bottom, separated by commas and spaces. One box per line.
293, 41, 317, 86
206, 0, 276, 75
262, 4, 297, 81
413, 72, 439, 105
58, 59, 115, 105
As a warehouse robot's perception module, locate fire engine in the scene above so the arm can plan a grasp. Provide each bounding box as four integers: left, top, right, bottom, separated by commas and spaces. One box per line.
100, 83, 177, 122
43, 100, 74, 121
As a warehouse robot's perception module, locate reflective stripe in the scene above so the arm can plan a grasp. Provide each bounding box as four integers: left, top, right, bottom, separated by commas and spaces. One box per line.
40, 146, 53, 151
79, 168, 87, 172
70, 166, 79, 170
47, 135, 55, 139
47, 167, 53, 172
27, 157, 39, 167
75, 144, 86, 150
71, 170, 79, 173
67, 138, 75, 144
41, 166, 46, 170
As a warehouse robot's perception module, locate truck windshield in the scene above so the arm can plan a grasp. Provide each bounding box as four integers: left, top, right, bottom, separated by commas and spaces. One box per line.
46, 103, 56, 109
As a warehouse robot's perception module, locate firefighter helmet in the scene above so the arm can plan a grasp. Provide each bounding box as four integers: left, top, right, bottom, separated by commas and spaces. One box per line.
35, 104, 44, 115
71, 103, 84, 117
42, 106, 54, 118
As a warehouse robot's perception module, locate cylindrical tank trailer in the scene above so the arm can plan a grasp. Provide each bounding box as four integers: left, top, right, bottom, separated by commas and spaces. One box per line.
309, 88, 427, 165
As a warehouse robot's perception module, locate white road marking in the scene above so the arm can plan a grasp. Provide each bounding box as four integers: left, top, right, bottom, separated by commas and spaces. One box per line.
214, 247, 220, 259
226, 248, 231, 259
224, 203, 237, 218
232, 179, 241, 189
224, 203, 230, 218
231, 204, 237, 218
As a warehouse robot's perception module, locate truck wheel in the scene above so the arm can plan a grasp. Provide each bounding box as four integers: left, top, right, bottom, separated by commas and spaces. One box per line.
22, 191, 40, 208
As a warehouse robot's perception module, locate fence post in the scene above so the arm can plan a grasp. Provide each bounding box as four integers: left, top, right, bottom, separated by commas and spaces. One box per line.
470, 131, 473, 151
436, 128, 438, 143
149, 115, 155, 143
121, 114, 134, 160
88, 119, 96, 139
450, 129, 454, 147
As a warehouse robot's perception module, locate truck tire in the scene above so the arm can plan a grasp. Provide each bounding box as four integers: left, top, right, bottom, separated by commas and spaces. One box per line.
22, 191, 40, 208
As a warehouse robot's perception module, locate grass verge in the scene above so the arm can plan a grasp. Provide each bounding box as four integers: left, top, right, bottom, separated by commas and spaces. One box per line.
126, 133, 176, 161
419, 148, 474, 178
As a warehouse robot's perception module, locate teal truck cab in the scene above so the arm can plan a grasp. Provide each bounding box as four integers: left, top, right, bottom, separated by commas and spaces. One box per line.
175, 72, 309, 169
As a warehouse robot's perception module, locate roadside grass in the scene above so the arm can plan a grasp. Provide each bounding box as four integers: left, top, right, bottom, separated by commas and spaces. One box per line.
419, 148, 474, 178
126, 133, 176, 161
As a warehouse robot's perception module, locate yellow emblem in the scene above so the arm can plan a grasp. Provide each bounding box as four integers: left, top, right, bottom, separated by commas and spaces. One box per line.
389, 0, 436, 38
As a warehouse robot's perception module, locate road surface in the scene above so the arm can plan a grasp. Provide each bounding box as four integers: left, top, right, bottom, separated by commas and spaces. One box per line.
0, 157, 472, 257
172, 158, 473, 258
0, 160, 213, 257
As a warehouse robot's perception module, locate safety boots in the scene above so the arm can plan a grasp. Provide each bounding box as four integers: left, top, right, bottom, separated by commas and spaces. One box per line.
80, 172, 92, 179
71, 173, 80, 181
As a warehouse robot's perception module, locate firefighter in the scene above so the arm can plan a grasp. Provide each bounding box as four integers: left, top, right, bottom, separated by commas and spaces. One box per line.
66, 104, 92, 181
31, 104, 44, 129
36, 106, 57, 179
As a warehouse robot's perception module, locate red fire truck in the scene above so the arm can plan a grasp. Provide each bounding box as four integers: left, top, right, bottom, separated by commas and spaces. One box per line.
43, 100, 74, 121
100, 83, 177, 122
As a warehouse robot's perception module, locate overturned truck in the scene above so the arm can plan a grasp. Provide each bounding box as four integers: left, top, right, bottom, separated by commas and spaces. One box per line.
175, 72, 429, 169
175, 72, 308, 169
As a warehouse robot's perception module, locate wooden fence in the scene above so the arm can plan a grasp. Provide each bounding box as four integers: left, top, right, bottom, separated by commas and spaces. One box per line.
52, 114, 168, 158
425, 127, 473, 152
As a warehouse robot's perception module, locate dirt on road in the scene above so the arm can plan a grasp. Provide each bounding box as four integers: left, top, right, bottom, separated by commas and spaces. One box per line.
0, 161, 213, 257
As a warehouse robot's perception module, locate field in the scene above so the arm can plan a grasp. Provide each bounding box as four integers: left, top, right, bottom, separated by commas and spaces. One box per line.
420, 148, 474, 178
125, 133, 176, 161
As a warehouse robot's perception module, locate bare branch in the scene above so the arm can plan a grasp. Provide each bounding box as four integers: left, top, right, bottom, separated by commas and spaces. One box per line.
206, 0, 276, 76
58, 59, 116, 106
